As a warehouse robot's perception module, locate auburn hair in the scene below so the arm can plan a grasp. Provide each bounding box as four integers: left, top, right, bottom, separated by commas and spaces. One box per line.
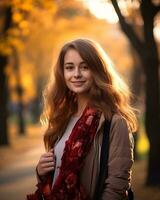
41, 38, 138, 151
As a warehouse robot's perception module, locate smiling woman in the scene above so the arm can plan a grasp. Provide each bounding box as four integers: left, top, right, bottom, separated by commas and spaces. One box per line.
27, 38, 137, 200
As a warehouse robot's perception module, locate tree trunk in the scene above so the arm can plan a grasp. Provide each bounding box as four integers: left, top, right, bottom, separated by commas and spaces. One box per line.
131, 63, 143, 160
0, 56, 9, 145
144, 56, 160, 185
141, 0, 160, 185
16, 85, 25, 134
12, 47, 26, 134
0, 5, 12, 146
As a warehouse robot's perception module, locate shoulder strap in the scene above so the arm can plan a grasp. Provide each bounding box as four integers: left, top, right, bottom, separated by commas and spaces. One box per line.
93, 118, 134, 200
93, 119, 111, 200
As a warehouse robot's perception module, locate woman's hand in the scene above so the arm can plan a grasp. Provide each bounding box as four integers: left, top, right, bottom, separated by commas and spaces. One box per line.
37, 148, 55, 177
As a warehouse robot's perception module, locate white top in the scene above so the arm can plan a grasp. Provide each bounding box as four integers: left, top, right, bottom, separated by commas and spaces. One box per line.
52, 116, 80, 187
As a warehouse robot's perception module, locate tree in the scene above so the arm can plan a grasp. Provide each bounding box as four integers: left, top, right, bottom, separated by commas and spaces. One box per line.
111, 0, 160, 185
0, 0, 57, 144
0, 3, 12, 145
11, 46, 25, 134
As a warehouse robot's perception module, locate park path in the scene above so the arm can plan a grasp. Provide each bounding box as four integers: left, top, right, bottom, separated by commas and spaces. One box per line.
0, 144, 44, 200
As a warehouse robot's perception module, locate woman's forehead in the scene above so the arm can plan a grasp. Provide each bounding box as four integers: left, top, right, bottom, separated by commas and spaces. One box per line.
64, 49, 84, 63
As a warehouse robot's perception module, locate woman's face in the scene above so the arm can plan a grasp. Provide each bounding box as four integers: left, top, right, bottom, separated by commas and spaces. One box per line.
63, 49, 93, 96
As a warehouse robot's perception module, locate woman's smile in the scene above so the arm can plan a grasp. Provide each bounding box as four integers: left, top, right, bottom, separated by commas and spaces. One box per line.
71, 81, 86, 86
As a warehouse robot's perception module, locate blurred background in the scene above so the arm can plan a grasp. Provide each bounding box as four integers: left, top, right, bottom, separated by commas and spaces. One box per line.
0, 0, 160, 200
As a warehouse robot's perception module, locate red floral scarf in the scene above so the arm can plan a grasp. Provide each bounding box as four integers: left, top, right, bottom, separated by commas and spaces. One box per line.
27, 105, 101, 200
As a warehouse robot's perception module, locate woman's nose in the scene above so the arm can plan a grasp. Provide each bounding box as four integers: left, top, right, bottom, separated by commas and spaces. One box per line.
74, 68, 82, 78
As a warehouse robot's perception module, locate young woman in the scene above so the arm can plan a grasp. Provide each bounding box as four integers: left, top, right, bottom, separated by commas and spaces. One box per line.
27, 38, 137, 200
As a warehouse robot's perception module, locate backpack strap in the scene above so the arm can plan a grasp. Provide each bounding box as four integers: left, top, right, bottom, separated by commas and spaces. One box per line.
93, 119, 111, 200
93, 118, 134, 200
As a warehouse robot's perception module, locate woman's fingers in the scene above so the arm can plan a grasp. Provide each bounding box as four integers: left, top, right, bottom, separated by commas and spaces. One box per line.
43, 166, 55, 174
36, 149, 56, 177
41, 161, 55, 168
42, 152, 54, 158
40, 156, 54, 163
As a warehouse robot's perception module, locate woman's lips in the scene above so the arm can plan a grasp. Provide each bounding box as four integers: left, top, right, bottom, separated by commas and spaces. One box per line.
71, 81, 85, 86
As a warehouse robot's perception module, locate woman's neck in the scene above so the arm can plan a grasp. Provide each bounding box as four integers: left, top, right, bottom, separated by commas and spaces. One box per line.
75, 94, 89, 117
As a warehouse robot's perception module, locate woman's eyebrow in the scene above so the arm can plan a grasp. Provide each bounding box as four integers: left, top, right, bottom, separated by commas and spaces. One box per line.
80, 61, 86, 64
64, 61, 86, 66
64, 62, 74, 66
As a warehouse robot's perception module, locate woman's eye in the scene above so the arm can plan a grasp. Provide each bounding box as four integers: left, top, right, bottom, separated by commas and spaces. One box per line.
65, 66, 73, 70
81, 65, 89, 70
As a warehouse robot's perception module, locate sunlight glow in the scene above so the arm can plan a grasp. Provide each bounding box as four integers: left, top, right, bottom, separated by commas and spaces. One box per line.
154, 15, 160, 42
137, 131, 149, 155
154, 26, 160, 42
82, 0, 119, 24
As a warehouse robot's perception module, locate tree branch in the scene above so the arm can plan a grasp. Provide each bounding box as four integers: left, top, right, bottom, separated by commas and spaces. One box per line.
140, 0, 158, 58
141, 0, 160, 19
152, 4, 160, 17
110, 0, 145, 57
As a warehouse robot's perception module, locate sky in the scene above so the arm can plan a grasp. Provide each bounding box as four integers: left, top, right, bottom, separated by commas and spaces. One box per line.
79, 0, 119, 23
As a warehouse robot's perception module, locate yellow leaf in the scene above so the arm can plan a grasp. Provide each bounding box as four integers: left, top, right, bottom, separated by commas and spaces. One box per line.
19, 20, 29, 29
12, 12, 22, 23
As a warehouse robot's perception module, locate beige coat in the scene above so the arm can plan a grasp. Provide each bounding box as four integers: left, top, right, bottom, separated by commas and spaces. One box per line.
80, 114, 134, 200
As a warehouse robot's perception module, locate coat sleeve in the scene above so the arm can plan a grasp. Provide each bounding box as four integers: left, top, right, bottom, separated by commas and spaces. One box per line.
102, 115, 134, 200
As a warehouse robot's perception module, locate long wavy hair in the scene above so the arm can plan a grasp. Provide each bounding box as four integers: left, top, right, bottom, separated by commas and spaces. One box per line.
41, 38, 138, 150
